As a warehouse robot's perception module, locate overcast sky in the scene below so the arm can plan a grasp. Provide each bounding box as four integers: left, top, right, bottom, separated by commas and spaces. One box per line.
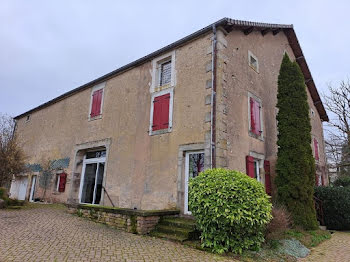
1, 0, 349, 117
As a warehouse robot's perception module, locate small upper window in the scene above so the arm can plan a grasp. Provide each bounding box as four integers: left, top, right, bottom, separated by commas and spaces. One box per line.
25, 115, 31, 123
248, 51, 259, 73
151, 51, 175, 92
310, 109, 315, 117
159, 60, 172, 86
89, 83, 105, 120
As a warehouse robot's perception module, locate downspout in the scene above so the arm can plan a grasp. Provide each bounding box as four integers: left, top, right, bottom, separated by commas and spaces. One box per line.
210, 24, 217, 168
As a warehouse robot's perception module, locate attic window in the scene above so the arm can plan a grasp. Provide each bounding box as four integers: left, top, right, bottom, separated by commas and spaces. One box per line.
25, 115, 31, 123
248, 51, 259, 73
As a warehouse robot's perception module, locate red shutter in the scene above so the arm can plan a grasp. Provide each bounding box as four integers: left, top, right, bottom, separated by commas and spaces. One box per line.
254, 101, 261, 134
314, 139, 319, 160
161, 94, 170, 129
250, 98, 256, 134
90, 89, 103, 117
246, 156, 255, 178
152, 93, 170, 131
264, 160, 272, 195
58, 173, 67, 193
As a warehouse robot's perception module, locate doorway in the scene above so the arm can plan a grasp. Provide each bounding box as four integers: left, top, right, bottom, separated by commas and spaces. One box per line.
29, 175, 37, 202
184, 151, 204, 215
79, 150, 106, 205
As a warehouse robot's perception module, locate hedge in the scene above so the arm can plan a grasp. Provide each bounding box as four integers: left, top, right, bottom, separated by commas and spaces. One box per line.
189, 168, 272, 254
314, 186, 350, 230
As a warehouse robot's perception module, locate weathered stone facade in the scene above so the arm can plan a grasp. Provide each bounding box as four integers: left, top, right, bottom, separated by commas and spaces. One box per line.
12, 18, 328, 213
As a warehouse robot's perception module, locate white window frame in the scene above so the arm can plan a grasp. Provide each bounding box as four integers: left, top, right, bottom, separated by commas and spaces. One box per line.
248, 92, 264, 140
150, 51, 176, 93
149, 87, 174, 136
184, 150, 204, 215
88, 82, 106, 121
79, 154, 106, 205
249, 152, 265, 185
248, 50, 259, 73
56, 173, 61, 192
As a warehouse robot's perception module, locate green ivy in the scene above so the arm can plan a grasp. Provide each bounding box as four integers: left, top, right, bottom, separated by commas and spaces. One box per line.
189, 168, 272, 254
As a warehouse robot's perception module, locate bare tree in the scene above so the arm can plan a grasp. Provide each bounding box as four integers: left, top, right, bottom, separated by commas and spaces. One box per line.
38, 157, 54, 200
0, 114, 27, 188
323, 80, 350, 178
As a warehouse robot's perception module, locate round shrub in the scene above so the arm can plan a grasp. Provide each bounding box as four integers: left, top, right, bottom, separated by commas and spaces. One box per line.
314, 186, 350, 230
189, 168, 272, 254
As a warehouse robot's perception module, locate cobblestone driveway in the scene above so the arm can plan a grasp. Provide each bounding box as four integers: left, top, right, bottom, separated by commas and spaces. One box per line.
0, 205, 235, 262
298, 231, 350, 262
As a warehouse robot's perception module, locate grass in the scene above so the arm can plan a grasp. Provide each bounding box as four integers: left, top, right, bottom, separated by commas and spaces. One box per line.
285, 229, 331, 248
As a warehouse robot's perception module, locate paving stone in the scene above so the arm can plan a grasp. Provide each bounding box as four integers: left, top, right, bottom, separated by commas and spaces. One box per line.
298, 232, 350, 262
0, 205, 236, 262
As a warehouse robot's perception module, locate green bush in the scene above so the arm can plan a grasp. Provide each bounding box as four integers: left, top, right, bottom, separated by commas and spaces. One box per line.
333, 176, 350, 187
314, 186, 350, 230
0, 187, 8, 199
189, 168, 272, 254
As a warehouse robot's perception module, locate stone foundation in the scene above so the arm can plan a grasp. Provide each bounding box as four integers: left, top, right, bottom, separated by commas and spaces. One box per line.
68, 204, 179, 235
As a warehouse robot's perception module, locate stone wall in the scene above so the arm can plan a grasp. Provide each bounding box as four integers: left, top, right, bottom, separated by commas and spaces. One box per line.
68, 204, 179, 235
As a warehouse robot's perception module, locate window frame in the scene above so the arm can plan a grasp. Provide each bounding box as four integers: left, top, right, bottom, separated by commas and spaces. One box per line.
313, 137, 320, 162
151, 51, 176, 93
248, 92, 264, 140
149, 87, 174, 136
88, 82, 105, 121
248, 50, 259, 73
248, 152, 265, 185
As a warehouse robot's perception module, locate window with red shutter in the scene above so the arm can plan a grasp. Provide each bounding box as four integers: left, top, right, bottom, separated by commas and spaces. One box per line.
58, 173, 67, 193
90, 89, 103, 118
314, 138, 319, 160
249, 96, 262, 137
246, 156, 255, 178
264, 160, 272, 195
152, 93, 170, 131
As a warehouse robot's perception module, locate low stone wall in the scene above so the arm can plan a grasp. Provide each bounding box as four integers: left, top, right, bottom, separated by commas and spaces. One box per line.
67, 204, 179, 235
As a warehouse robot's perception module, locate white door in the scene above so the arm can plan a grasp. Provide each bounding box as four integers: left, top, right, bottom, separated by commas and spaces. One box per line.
29, 176, 37, 202
79, 150, 106, 205
184, 151, 204, 215
18, 177, 28, 200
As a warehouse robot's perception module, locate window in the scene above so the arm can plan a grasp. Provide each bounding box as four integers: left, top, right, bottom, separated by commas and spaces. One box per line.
25, 115, 31, 123
248, 51, 259, 72
248, 93, 263, 139
151, 51, 176, 92
149, 88, 174, 135
246, 155, 271, 195
89, 83, 105, 120
310, 109, 315, 117
159, 60, 172, 86
313, 138, 319, 161
56, 173, 67, 193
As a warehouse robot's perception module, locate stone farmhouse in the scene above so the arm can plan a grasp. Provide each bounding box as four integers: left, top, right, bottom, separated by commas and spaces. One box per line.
10, 18, 328, 215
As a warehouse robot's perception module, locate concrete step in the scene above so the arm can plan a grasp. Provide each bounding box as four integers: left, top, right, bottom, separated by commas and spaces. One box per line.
161, 217, 196, 230
149, 231, 188, 242
156, 224, 192, 238
150, 216, 200, 242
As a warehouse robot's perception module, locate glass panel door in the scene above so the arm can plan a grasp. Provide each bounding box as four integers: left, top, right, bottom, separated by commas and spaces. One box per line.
81, 163, 98, 204
185, 151, 204, 215
94, 163, 105, 205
